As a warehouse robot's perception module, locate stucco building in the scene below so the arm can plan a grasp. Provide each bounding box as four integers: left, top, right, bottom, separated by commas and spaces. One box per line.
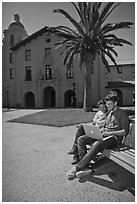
106, 61, 135, 106
2, 14, 135, 109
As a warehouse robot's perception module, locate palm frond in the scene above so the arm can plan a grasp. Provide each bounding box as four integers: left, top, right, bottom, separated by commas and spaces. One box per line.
115, 38, 132, 46
53, 8, 85, 36
55, 25, 80, 37
102, 3, 121, 24
78, 2, 89, 32
99, 23, 113, 34
81, 2, 89, 32
103, 48, 119, 72
107, 47, 118, 57
89, 3, 101, 32
54, 38, 75, 50
63, 47, 74, 65
96, 3, 114, 29
65, 42, 81, 68
99, 51, 110, 72
67, 51, 75, 68
53, 30, 76, 39
102, 22, 133, 34
71, 2, 86, 30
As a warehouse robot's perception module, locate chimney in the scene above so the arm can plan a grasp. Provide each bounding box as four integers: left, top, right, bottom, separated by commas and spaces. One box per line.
14, 14, 20, 22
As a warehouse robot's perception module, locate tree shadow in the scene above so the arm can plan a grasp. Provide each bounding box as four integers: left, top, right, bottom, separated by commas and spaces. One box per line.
78, 157, 135, 196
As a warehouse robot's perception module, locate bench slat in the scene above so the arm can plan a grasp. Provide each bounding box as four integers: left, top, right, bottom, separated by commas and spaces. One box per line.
103, 149, 135, 174
128, 149, 135, 154
108, 145, 135, 157
122, 149, 135, 157
103, 149, 135, 167
102, 122, 135, 174
114, 147, 135, 157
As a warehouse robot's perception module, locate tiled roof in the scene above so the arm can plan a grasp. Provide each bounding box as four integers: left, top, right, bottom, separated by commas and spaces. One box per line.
122, 81, 135, 85
107, 81, 135, 88
108, 60, 135, 66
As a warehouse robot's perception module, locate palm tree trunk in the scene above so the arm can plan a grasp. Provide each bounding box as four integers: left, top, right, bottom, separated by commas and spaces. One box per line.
83, 55, 94, 112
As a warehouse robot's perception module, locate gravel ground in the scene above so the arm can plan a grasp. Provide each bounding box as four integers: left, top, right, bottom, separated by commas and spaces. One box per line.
2, 109, 135, 202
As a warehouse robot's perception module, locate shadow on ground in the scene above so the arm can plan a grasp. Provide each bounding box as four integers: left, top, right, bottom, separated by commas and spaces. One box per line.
78, 157, 135, 196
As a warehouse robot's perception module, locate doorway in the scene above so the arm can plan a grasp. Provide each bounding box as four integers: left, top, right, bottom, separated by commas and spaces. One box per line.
44, 86, 55, 108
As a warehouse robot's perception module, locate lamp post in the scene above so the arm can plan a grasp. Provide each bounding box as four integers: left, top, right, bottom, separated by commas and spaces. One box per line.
6, 86, 9, 109
72, 82, 76, 108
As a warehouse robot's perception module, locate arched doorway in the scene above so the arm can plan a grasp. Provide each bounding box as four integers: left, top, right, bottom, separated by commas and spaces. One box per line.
44, 86, 55, 108
25, 92, 35, 108
112, 89, 123, 106
64, 90, 76, 107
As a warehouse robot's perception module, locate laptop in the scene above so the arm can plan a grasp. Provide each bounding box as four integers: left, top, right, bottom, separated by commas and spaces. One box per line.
82, 124, 103, 141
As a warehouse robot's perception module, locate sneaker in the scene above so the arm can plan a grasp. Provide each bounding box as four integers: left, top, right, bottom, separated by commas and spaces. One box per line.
76, 168, 94, 179
68, 144, 78, 155
71, 155, 79, 165
67, 167, 77, 180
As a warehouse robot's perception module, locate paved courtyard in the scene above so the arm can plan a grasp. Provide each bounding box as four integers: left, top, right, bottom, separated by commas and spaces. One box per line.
2, 109, 135, 202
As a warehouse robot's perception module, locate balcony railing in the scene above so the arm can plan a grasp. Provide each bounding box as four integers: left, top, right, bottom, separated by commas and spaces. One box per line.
39, 73, 56, 80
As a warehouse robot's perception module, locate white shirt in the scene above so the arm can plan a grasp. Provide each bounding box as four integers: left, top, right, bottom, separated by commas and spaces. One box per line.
93, 110, 106, 127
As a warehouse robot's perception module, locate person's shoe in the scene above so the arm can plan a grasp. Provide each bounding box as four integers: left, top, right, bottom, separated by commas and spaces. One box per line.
68, 145, 78, 155
67, 167, 77, 180
71, 155, 79, 165
76, 168, 94, 179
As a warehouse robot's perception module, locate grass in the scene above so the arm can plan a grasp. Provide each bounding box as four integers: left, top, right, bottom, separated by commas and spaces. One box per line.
8, 107, 135, 127
8, 109, 97, 127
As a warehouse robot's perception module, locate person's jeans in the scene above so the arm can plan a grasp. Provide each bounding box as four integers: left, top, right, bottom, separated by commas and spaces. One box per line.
76, 135, 117, 171
73, 125, 85, 145
77, 135, 96, 160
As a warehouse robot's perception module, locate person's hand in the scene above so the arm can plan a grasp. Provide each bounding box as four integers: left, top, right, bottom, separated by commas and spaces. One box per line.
100, 127, 105, 133
102, 131, 112, 138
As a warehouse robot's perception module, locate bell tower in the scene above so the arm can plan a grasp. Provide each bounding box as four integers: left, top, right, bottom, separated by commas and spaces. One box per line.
2, 14, 28, 108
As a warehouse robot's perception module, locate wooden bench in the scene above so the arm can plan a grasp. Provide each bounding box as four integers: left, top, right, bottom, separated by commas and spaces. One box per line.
102, 120, 135, 174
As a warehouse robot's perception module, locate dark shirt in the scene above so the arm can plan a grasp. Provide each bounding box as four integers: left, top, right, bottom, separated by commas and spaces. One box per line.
105, 108, 129, 143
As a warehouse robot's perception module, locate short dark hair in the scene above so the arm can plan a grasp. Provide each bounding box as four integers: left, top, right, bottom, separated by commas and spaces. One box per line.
97, 99, 106, 107
105, 92, 118, 103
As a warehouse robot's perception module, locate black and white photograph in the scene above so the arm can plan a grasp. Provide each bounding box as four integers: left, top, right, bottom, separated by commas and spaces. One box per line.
2, 1, 135, 202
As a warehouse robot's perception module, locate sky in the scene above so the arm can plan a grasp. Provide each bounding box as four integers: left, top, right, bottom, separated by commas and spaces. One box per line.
2, 1, 135, 64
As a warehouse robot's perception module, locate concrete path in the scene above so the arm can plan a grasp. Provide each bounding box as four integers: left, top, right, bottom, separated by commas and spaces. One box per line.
2, 109, 135, 202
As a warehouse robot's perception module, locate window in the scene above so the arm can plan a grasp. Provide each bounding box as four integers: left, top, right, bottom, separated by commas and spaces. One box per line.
105, 78, 108, 86
106, 68, 109, 74
26, 66, 32, 81
66, 63, 74, 78
45, 65, 52, 80
47, 38, 51, 43
10, 34, 14, 47
25, 50, 31, 61
117, 66, 122, 73
10, 68, 14, 79
45, 48, 51, 58
10, 53, 14, 63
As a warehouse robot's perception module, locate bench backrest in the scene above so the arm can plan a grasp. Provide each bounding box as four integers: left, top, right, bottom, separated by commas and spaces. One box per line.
122, 121, 135, 148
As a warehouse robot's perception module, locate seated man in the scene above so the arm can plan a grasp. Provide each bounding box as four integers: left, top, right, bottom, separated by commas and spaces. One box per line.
67, 92, 129, 179
68, 100, 108, 165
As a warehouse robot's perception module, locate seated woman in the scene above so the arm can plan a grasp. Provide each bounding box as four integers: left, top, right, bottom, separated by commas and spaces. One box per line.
68, 100, 108, 165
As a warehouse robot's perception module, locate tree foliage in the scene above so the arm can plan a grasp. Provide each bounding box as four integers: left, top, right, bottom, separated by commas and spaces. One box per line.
52, 2, 133, 72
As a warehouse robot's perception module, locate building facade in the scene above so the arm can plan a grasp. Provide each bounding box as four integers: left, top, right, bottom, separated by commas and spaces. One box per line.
106, 62, 135, 106
2, 14, 107, 109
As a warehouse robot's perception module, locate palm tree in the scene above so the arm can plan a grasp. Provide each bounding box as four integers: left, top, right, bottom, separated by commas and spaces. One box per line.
52, 2, 133, 111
